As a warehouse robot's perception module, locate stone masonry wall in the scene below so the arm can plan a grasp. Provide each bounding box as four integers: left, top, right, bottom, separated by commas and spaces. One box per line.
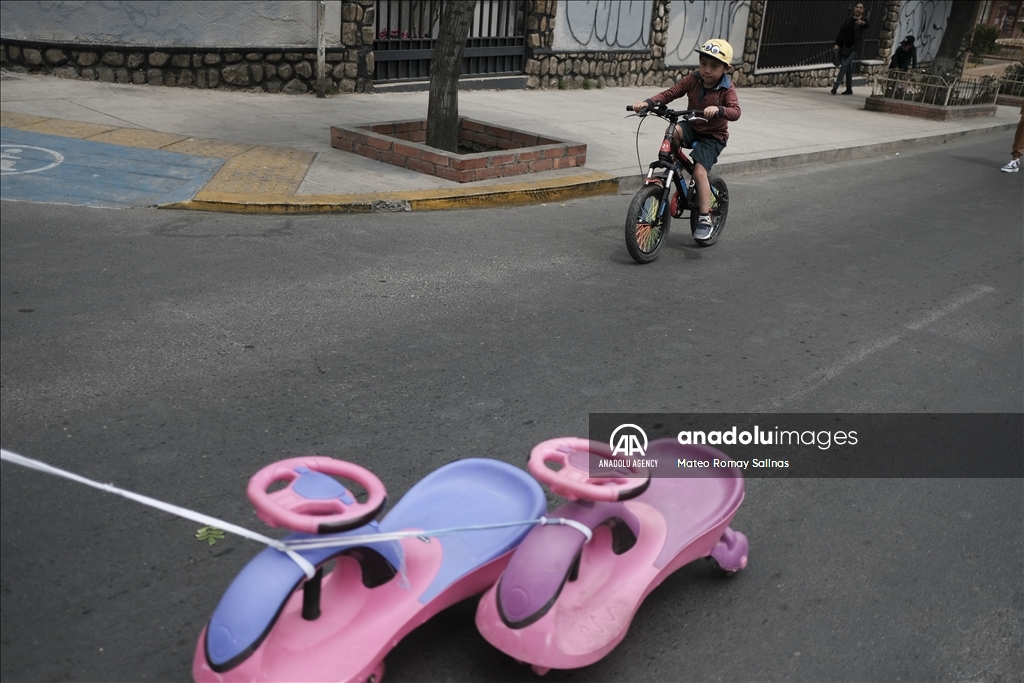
0, 0, 899, 94
0, 0, 377, 94
523, 0, 673, 89
521, 0, 899, 91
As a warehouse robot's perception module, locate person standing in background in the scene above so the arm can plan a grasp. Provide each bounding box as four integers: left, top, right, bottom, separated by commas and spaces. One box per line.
832, 2, 870, 95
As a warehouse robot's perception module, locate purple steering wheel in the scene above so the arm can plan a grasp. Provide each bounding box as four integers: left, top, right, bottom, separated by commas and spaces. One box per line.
528, 437, 650, 502
247, 456, 387, 534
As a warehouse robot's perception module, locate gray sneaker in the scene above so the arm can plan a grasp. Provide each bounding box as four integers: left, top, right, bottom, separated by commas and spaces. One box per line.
1001, 158, 1019, 173
693, 215, 714, 240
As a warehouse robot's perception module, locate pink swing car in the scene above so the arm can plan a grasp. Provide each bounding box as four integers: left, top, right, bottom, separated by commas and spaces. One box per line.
476, 437, 749, 675
193, 455, 545, 682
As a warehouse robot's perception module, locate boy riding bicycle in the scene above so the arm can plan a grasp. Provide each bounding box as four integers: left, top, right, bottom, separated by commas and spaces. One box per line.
632, 39, 740, 241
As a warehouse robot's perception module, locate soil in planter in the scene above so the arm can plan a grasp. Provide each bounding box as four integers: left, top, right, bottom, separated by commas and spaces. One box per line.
456, 139, 505, 154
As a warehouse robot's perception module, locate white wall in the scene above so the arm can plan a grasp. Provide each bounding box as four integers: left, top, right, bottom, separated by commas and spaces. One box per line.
895, 0, 953, 63
0, 1, 342, 48
552, 0, 652, 51
664, 0, 749, 67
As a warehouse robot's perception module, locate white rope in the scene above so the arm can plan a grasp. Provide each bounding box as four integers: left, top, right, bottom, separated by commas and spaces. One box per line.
539, 515, 593, 542
0, 449, 594, 577
282, 515, 592, 551
0, 448, 317, 579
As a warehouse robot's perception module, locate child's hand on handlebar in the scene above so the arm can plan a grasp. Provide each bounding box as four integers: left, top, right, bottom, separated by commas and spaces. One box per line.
632, 101, 648, 113
703, 105, 719, 119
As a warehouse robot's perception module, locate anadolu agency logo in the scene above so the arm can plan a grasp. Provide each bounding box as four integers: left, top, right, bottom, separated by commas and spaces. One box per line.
609, 424, 648, 457
600, 424, 658, 470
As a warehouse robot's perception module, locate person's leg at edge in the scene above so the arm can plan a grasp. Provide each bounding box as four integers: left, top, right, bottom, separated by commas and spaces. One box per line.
1003, 109, 1024, 172
832, 61, 845, 93
693, 162, 711, 215
843, 51, 858, 93
1014, 114, 1024, 158
672, 121, 696, 155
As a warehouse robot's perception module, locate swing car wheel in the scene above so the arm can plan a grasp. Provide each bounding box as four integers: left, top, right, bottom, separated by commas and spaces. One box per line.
690, 175, 729, 247
365, 661, 385, 683
625, 184, 671, 264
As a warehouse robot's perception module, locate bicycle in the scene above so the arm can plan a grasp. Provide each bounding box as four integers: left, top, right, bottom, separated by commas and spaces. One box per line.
623, 104, 730, 264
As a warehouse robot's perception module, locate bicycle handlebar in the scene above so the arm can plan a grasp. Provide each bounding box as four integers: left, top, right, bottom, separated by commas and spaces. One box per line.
625, 104, 704, 121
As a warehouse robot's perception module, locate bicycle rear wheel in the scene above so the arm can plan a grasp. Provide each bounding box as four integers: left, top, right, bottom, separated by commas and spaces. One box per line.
689, 175, 729, 247
625, 184, 671, 264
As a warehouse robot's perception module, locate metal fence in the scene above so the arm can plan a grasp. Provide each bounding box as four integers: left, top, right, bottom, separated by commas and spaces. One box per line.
872, 69, 1001, 106
756, 0, 886, 70
999, 67, 1024, 97
373, 0, 526, 82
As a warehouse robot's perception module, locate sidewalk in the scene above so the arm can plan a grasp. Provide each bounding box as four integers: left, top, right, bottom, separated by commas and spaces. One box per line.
1, 69, 1018, 212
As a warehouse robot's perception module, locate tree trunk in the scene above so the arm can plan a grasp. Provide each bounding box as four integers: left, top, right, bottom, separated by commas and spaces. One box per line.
929, 0, 981, 76
426, 0, 476, 153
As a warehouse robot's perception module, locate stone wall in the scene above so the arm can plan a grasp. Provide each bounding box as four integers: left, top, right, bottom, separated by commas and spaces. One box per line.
523, 0, 674, 89
1, 43, 343, 93
0, 0, 376, 94
0, 0, 903, 94
521, 0, 899, 90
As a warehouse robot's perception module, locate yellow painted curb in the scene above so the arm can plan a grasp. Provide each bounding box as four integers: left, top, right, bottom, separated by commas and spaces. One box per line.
26, 119, 119, 139
163, 171, 619, 214
197, 146, 316, 196
0, 111, 50, 128
163, 138, 256, 158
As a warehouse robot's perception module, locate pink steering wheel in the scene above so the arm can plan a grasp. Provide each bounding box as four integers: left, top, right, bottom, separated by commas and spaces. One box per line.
247, 456, 387, 534
528, 437, 650, 502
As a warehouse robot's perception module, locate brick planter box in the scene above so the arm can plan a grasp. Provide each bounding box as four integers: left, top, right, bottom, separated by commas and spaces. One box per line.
997, 94, 1024, 108
865, 96, 998, 121
330, 118, 586, 183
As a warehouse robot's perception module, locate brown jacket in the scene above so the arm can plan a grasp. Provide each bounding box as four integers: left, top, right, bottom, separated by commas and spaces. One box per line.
646, 72, 741, 143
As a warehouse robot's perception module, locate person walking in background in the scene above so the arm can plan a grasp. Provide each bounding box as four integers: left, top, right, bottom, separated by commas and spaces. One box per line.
832, 2, 870, 95
889, 35, 918, 71
1000, 103, 1023, 172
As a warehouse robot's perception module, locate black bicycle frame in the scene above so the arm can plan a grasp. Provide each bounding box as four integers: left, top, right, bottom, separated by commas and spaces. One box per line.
644, 118, 696, 221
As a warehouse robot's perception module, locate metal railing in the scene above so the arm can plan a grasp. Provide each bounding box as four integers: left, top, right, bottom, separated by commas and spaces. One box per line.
872, 69, 1000, 106
999, 68, 1024, 97
756, 0, 886, 70
373, 0, 525, 82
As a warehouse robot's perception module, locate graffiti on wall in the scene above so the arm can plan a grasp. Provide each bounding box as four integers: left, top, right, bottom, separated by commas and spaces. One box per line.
551, 0, 652, 51
895, 0, 952, 63
0, 0, 342, 47
664, 0, 749, 66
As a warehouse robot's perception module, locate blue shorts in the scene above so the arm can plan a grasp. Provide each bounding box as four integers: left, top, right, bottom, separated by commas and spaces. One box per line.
677, 121, 726, 173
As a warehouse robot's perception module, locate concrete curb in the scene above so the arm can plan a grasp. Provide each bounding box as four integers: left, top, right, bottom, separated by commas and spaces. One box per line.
616, 123, 1017, 193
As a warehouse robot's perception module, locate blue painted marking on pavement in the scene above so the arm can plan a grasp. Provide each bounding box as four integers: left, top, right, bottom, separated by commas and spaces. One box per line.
0, 127, 224, 208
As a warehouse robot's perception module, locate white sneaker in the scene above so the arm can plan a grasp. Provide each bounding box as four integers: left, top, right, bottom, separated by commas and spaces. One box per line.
1001, 158, 1020, 173
693, 215, 714, 240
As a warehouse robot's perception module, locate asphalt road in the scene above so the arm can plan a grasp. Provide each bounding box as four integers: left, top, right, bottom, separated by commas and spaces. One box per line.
1, 134, 1021, 682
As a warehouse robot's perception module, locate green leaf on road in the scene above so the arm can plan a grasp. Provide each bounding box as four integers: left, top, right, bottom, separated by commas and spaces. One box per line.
196, 526, 225, 546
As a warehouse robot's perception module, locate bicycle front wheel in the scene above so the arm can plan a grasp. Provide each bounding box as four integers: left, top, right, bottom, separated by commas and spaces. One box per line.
625, 184, 671, 264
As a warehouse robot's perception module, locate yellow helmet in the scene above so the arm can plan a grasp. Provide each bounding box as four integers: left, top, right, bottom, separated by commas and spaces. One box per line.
695, 38, 733, 65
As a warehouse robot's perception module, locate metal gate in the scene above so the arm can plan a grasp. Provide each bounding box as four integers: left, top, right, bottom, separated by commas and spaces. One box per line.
756, 0, 886, 71
373, 0, 526, 82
